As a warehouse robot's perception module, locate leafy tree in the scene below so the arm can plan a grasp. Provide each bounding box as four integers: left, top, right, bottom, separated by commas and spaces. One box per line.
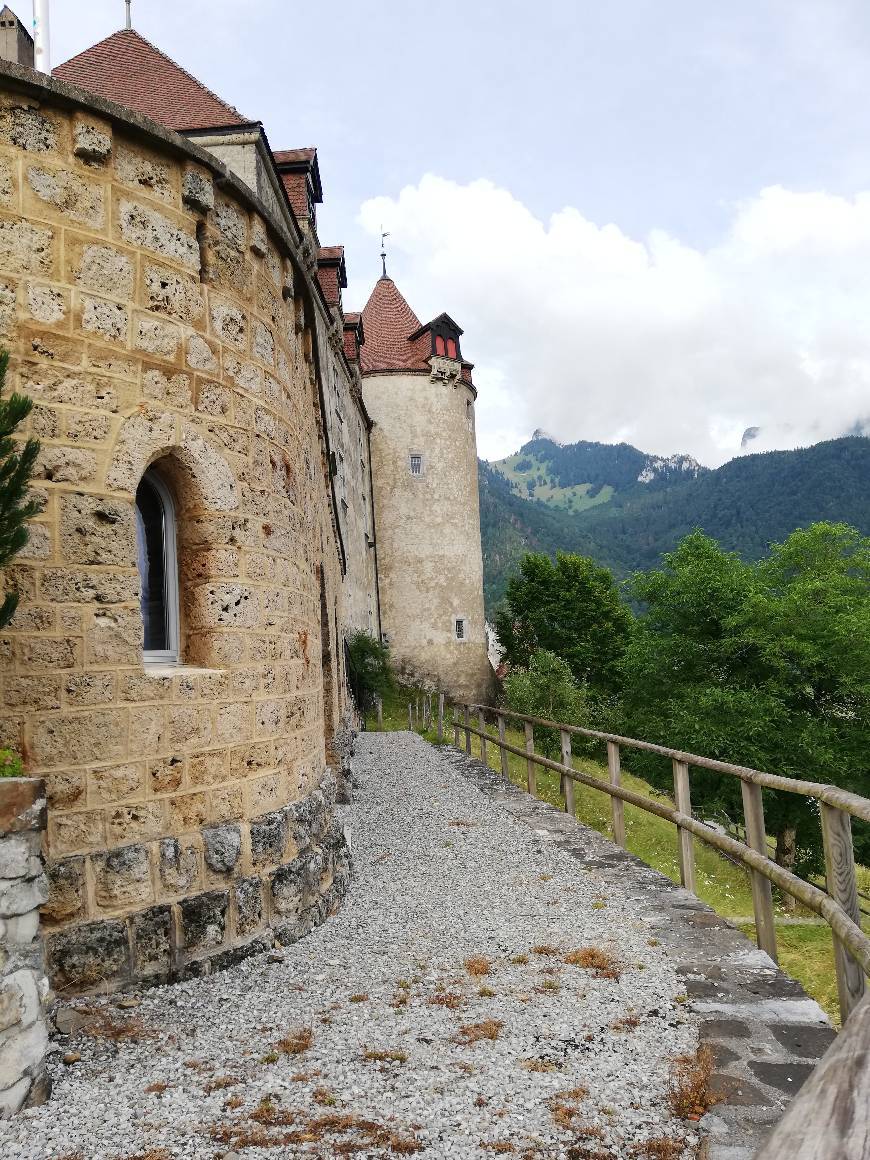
345, 630, 395, 712
503, 649, 587, 757
621, 525, 870, 879
0, 352, 39, 628
493, 551, 633, 695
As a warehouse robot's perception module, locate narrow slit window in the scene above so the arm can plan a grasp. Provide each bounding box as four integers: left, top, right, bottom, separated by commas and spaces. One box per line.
136, 470, 179, 663
409, 454, 423, 476
455, 617, 466, 640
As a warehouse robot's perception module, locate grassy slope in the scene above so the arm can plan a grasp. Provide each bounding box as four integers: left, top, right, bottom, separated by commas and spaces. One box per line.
491, 450, 615, 513
368, 688, 853, 1023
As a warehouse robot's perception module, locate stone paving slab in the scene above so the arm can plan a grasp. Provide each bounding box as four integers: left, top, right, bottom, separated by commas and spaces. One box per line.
439, 745, 837, 1159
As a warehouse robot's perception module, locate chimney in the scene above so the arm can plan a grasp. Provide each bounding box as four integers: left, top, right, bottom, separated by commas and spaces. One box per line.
0, 5, 34, 68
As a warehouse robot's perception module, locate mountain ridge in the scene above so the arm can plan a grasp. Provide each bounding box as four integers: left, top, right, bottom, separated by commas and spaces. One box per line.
479, 434, 870, 610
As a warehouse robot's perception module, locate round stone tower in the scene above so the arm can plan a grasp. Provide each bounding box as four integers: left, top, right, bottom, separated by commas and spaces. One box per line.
360, 273, 494, 703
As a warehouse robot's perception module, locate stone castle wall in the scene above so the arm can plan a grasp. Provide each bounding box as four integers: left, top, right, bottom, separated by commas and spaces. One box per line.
363, 366, 494, 703
0, 67, 351, 990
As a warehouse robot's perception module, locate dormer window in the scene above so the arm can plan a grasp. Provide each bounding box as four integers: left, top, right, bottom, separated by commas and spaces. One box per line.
434, 335, 446, 357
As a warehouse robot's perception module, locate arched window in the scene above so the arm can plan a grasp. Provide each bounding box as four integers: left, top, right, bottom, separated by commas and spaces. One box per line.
135, 469, 179, 663
434, 335, 446, 356
445, 337, 457, 359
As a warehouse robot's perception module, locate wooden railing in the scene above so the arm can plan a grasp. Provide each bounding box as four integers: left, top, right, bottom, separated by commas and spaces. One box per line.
449, 701, 870, 1026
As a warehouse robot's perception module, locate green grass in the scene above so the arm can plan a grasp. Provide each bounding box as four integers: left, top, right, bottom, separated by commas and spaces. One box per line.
367, 691, 860, 1024
490, 451, 615, 513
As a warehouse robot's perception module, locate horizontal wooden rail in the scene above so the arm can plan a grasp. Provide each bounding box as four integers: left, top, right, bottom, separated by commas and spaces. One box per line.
453, 703, 870, 1026
461, 703, 870, 824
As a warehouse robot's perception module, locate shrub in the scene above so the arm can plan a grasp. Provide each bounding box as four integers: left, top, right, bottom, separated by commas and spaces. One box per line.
0, 748, 24, 778
346, 631, 395, 711
503, 649, 587, 756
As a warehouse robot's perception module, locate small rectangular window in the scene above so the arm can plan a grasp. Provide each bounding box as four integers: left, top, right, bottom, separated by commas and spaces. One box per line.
409, 454, 423, 476
455, 617, 466, 640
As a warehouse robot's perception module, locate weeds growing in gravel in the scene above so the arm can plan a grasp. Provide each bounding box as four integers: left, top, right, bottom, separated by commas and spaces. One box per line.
275, 1026, 314, 1056
563, 947, 621, 980
668, 1044, 721, 1120
464, 955, 493, 976
482, 1144, 515, 1153
203, 1075, 242, 1093
522, 1058, 560, 1073
610, 1012, 641, 1032
531, 944, 560, 956
84, 1012, 155, 1042
510, 954, 529, 965
349, 993, 369, 1003
548, 1086, 588, 1129
454, 1019, 504, 1045
478, 985, 496, 998
143, 1081, 168, 1094
213, 1109, 422, 1154
428, 991, 465, 1010
632, 1138, 687, 1159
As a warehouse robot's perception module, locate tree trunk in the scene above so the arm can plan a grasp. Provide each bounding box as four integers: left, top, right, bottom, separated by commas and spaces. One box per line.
775, 824, 798, 913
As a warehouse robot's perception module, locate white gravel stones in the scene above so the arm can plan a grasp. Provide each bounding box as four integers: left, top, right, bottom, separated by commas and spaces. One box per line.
2, 732, 700, 1158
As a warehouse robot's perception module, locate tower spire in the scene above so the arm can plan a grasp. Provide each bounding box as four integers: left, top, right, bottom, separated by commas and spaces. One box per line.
125, 0, 132, 29
380, 229, 390, 279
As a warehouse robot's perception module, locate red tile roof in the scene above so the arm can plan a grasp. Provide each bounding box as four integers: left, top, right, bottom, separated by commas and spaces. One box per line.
273, 148, 316, 164
359, 276, 433, 374
53, 29, 251, 131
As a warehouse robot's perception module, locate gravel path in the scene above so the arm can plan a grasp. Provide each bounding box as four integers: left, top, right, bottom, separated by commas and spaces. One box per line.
4, 731, 701, 1159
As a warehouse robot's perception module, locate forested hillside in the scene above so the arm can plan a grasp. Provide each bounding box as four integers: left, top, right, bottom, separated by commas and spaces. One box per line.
480, 435, 870, 610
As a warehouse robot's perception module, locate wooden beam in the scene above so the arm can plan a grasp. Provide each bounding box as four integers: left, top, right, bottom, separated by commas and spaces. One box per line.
741, 779, 778, 963
561, 729, 574, 817
821, 803, 866, 1022
607, 741, 625, 847
672, 759, 696, 894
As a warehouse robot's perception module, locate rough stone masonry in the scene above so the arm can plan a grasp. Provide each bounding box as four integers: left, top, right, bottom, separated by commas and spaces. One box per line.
0, 777, 50, 1117
0, 63, 355, 993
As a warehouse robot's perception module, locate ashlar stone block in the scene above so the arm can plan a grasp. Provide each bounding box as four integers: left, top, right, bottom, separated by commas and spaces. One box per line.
46, 918, 130, 991
179, 890, 227, 950
93, 843, 152, 909
0, 215, 53, 275
202, 825, 241, 874
27, 165, 105, 229
60, 493, 136, 565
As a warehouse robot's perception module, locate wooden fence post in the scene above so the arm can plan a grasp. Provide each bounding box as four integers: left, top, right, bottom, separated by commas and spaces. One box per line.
479, 710, 488, 765
524, 721, 536, 796
497, 714, 509, 779
408, 703, 413, 731
376, 696, 383, 729
415, 697, 420, 727
821, 803, 866, 1022
672, 759, 696, 894
740, 780, 778, 963
453, 706, 460, 747
464, 705, 471, 754
437, 693, 444, 742
560, 729, 575, 817
607, 741, 625, 848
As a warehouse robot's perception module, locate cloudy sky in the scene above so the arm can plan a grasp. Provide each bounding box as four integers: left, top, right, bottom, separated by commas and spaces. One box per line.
49, 1, 870, 464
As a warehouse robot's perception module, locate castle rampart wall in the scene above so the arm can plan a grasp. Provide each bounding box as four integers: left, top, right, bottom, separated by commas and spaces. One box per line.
0, 62, 351, 991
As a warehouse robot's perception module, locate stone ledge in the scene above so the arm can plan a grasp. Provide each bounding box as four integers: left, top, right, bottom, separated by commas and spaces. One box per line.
439, 745, 835, 1159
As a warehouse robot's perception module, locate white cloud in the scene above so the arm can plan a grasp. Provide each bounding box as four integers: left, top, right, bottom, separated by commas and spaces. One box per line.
355, 177, 870, 465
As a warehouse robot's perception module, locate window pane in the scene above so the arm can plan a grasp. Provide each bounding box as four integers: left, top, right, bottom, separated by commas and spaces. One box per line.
136, 477, 168, 652
434, 335, 446, 356
446, 337, 457, 359
410, 455, 422, 476
455, 618, 465, 639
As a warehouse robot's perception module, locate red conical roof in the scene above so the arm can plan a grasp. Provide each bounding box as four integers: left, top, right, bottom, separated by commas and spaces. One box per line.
54, 29, 250, 131
359, 276, 432, 374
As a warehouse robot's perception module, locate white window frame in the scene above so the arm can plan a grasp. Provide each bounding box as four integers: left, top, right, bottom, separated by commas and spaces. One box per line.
139, 469, 180, 666
409, 452, 424, 477
454, 616, 468, 642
